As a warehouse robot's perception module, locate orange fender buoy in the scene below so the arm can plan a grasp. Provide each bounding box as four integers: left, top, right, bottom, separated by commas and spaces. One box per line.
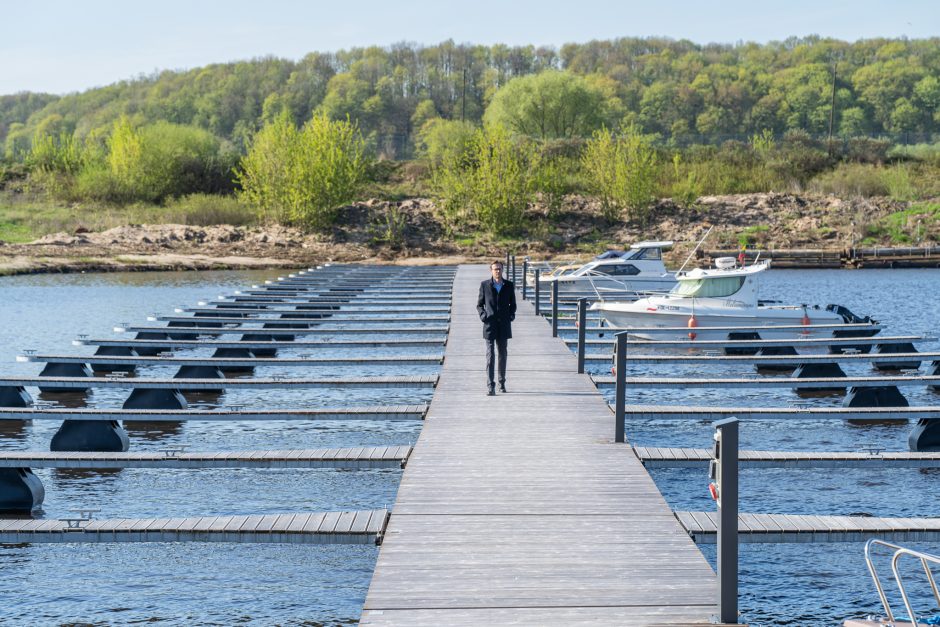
687, 315, 698, 340
801, 310, 811, 335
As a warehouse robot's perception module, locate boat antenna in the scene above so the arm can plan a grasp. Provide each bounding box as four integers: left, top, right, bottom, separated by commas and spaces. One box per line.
676, 226, 713, 275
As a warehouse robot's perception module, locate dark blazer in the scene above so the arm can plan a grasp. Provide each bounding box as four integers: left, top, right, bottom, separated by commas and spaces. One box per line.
477, 279, 517, 340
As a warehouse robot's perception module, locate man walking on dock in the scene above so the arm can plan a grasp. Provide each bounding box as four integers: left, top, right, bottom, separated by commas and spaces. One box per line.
477, 260, 516, 395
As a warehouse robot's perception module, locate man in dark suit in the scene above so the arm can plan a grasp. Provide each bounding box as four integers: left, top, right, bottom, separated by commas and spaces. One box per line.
477, 260, 517, 395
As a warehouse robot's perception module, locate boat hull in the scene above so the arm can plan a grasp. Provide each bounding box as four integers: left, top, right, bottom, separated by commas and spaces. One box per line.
599, 308, 845, 340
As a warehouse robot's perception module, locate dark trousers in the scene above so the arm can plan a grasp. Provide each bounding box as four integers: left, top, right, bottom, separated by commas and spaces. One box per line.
485, 337, 508, 388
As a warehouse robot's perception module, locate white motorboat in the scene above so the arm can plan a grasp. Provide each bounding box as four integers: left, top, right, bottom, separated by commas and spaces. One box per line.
591, 256, 876, 340
535, 241, 677, 297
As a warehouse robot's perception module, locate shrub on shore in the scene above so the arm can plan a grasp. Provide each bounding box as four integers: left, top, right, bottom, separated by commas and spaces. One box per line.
237, 111, 370, 230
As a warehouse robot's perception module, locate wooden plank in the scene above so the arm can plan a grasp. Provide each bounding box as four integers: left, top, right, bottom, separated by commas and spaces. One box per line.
0, 406, 427, 423
0, 375, 439, 389
593, 374, 940, 389
634, 447, 940, 468
363, 264, 716, 622
0, 510, 385, 544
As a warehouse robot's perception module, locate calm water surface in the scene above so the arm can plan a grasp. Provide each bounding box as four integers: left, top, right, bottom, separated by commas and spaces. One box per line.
1, 268, 939, 625
0, 270, 434, 626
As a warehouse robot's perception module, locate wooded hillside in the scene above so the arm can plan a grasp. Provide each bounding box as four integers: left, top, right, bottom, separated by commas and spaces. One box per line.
3, 36, 939, 159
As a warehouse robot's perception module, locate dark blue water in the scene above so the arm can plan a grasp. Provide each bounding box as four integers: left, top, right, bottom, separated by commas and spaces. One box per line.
582, 268, 940, 626
0, 269, 442, 625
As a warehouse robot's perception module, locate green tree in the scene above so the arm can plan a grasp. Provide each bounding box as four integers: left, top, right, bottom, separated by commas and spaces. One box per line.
839, 107, 869, 137
416, 118, 476, 166
483, 71, 610, 140
107, 116, 145, 197
105, 116, 228, 202
289, 113, 370, 228
431, 125, 534, 235
237, 111, 370, 229
467, 125, 534, 234
891, 98, 921, 133
581, 127, 659, 223
26, 131, 85, 174
235, 110, 298, 222
3, 123, 31, 159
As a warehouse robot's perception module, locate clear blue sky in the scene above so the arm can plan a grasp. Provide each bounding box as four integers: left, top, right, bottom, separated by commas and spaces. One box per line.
3, 0, 937, 95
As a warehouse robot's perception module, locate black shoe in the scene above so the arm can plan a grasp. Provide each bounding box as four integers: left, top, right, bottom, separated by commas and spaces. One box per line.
487, 387, 496, 396
499, 384, 507, 393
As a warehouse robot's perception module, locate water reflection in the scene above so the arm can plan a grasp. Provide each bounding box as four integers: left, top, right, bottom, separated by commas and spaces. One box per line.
36, 391, 89, 407
122, 421, 184, 440
0, 421, 29, 441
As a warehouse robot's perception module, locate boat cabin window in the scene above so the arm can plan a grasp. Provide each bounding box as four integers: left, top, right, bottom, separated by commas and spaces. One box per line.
596, 263, 640, 276
631, 247, 661, 260
671, 275, 746, 297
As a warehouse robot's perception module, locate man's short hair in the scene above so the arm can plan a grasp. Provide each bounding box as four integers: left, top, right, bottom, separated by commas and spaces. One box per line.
491, 260, 503, 269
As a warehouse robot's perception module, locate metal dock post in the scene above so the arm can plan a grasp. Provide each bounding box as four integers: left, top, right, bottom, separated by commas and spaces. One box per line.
577, 298, 587, 374
615, 331, 627, 443
551, 280, 559, 337
534, 269, 541, 316
522, 260, 528, 300
713, 417, 739, 624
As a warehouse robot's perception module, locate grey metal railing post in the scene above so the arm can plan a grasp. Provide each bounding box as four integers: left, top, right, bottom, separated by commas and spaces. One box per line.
713, 417, 739, 624
614, 331, 627, 443
505, 251, 510, 274
534, 269, 541, 316
577, 298, 587, 373
511, 255, 516, 284
551, 279, 559, 337
522, 260, 528, 301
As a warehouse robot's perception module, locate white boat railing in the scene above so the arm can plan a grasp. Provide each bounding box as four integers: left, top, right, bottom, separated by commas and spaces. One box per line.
864, 539, 940, 625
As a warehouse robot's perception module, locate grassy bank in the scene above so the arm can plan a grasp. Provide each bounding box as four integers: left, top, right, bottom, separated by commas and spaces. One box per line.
0, 192, 257, 243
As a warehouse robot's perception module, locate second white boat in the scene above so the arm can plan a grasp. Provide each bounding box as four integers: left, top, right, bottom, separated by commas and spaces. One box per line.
591, 257, 877, 340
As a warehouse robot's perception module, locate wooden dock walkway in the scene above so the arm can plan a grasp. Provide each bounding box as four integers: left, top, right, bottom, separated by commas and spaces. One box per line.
0, 405, 427, 421
76, 338, 445, 349
361, 265, 716, 626
676, 511, 940, 544
592, 374, 940, 389
0, 375, 438, 390
115, 325, 449, 335
0, 509, 388, 544
635, 446, 940, 468
617, 405, 940, 421
0, 446, 411, 469
19, 354, 444, 367
584, 351, 939, 366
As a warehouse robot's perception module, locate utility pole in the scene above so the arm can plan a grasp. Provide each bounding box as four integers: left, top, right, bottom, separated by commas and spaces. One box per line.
827, 55, 838, 157
461, 67, 468, 122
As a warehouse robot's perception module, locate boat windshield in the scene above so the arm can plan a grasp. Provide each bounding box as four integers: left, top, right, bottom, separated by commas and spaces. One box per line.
671, 275, 746, 297
629, 247, 661, 260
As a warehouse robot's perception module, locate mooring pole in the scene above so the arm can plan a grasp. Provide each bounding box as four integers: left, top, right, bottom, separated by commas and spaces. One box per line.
551, 279, 559, 337
577, 298, 587, 373
534, 269, 541, 316
712, 417, 739, 624
614, 331, 627, 443
522, 260, 529, 301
